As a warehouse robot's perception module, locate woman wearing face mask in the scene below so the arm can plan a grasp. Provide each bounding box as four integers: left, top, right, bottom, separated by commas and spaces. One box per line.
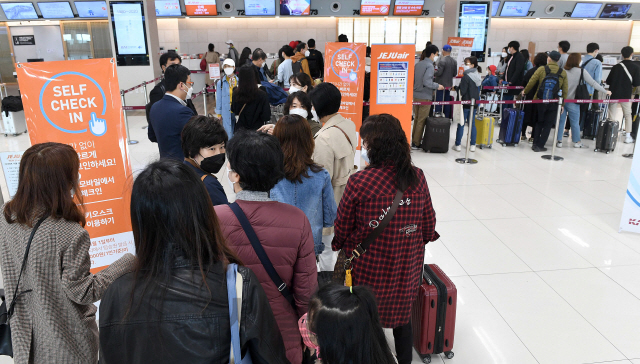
497, 46, 509, 80
452, 57, 482, 152
270, 114, 337, 259
258, 91, 320, 136
215, 58, 238, 139
232, 67, 271, 131
215, 129, 317, 364
288, 72, 314, 94
238, 47, 252, 69
181, 115, 229, 206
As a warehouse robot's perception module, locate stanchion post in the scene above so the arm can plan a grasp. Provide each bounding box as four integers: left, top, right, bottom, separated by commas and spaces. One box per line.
121, 91, 139, 145
542, 97, 564, 161
203, 86, 208, 116
499, 88, 505, 122
456, 98, 478, 165
141, 82, 149, 129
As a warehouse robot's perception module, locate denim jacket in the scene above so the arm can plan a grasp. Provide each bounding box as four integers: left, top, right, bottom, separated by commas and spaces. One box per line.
270, 167, 337, 255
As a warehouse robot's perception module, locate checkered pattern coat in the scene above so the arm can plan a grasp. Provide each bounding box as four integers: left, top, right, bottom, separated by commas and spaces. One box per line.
332, 166, 439, 328
0, 215, 134, 364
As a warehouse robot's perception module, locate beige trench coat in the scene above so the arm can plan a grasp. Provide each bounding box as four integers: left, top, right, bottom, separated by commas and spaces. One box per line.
0, 215, 134, 364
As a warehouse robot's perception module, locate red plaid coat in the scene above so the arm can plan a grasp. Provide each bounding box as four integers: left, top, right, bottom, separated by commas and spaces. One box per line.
332, 166, 439, 328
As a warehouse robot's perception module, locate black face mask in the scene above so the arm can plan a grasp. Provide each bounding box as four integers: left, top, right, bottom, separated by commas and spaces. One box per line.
199, 153, 226, 174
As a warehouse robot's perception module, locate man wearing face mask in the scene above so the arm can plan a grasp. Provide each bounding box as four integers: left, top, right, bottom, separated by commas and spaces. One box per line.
149, 64, 197, 160
292, 42, 313, 79
434, 44, 457, 118
225, 40, 239, 65
146, 52, 198, 143
412, 45, 444, 149
181, 115, 229, 206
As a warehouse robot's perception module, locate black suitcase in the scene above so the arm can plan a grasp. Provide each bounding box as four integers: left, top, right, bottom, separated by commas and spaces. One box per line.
594, 100, 619, 154
583, 105, 601, 140
422, 117, 450, 153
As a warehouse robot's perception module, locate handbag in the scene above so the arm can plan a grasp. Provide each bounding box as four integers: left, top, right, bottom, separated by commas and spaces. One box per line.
332, 190, 404, 287
229, 203, 297, 310
200, 53, 207, 72
234, 104, 246, 124
226, 263, 253, 364
0, 216, 47, 357
575, 68, 590, 101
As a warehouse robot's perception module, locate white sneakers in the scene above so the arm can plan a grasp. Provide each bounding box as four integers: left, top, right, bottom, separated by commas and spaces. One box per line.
452, 145, 462, 152
574, 142, 587, 148
470, 145, 476, 152
556, 142, 563, 148
624, 133, 634, 144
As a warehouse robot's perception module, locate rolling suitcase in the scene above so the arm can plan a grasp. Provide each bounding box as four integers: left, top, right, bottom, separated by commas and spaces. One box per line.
497, 98, 524, 146
594, 97, 619, 154
475, 96, 496, 149
422, 92, 451, 153
582, 105, 601, 140
411, 264, 457, 364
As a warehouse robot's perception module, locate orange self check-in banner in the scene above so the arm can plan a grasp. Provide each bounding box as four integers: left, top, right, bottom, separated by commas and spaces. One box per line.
17, 58, 134, 274
324, 42, 366, 133
370, 44, 415, 142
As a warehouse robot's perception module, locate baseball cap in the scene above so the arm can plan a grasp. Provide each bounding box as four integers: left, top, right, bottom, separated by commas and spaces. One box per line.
225, 40, 233, 44
549, 50, 561, 62
223, 58, 235, 67
443, 45, 452, 52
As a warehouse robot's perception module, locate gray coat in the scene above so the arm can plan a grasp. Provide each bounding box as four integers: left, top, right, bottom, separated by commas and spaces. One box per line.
434, 55, 458, 88
414, 58, 440, 100
0, 214, 134, 364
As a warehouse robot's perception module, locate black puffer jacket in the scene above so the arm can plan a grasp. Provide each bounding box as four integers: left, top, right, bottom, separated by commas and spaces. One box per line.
99, 258, 290, 364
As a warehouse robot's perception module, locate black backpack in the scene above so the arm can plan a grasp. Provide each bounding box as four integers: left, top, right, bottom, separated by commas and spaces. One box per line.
1, 96, 23, 117
292, 58, 304, 75
537, 66, 563, 100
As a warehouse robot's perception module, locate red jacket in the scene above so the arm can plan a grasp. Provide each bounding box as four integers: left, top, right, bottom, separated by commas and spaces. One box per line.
333, 166, 439, 328
215, 198, 317, 364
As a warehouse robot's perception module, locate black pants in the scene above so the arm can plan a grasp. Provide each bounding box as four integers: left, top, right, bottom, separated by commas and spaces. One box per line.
533, 104, 559, 148
393, 322, 414, 364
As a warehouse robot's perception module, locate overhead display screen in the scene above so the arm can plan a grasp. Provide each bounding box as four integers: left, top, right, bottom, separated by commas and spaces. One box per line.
280, 0, 310, 16
244, 0, 276, 16
74, 1, 108, 17
599, 3, 631, 18
459, 2, 489, 53
393, 0, 424, 16
571, 3, 602, 18
38, 2, 74, 18
111, 2, 147, 55
499, 1, 531, 17
1, 2, 39, 20
491, 1, 500, 16
155, 0, 181, 16
360, 0, 391, 16
185, 0, 217, 16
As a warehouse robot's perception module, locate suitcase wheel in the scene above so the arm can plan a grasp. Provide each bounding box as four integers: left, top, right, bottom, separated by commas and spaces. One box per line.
420, 354, 431, 363
594, 149, 598, 152
445, 351, 455, 359
606, 151, 610, 154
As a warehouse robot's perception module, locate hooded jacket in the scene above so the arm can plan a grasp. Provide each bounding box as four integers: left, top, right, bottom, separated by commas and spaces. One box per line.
291, 52, 312, 79
459, 67, 481, 109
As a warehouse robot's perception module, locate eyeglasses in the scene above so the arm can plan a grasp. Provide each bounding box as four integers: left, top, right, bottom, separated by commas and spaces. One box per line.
184, 81, 195, 87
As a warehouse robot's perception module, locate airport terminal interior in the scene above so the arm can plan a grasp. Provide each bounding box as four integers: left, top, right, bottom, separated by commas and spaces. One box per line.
0, 0, 640, 363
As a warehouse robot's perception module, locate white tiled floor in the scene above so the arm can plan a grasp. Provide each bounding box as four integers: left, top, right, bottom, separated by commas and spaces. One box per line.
0, 98, 639, 363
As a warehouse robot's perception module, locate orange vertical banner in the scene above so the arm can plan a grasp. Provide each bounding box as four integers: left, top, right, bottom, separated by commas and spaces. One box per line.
324, 42, 366, 133
370, 44, 415, 142
16, 58, 134, 273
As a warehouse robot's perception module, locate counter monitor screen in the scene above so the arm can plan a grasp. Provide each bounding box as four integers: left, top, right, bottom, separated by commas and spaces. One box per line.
499, 1, 531, 17
244, 0, 276, 16
393, 0, 424, 16
280, 0, 310, 16
360, 0, 391, 16
458, 1, 490, 61
155, 0, 181, 17
571, 3, 602, 18
110, 1, 150, 66
74, 1, 108, 17
38, 2, 74, 18
185, 0, 217, 16
599, 3, 631, 18
491, 1, 500, 16
1, 2, 39, 20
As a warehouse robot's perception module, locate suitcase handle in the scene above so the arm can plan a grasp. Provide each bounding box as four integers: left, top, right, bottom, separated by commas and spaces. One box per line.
602, 95, 611, 120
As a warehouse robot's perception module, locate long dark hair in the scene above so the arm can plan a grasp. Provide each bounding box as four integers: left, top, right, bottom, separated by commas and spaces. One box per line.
308, 284, 396, 364
273, 114, 322, 183
4, 142, 85, 227
360, 114, 418, 192
127, 159, 242, 315
233, 66, 260, 104
238, 47, 252, 66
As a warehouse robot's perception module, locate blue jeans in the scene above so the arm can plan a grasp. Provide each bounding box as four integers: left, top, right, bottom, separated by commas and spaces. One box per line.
456, 108, 477, 146
557, 103, 580, 143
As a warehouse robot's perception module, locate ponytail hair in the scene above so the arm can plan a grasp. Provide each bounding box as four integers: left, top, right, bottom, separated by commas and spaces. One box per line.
360, 114, 419, 192
464, 56, 482, 73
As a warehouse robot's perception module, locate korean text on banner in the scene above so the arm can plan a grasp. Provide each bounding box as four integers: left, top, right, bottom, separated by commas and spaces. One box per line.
619, 140, 640, 234
16, 58, 134, 273
370, 44, 415, 142
324, 42, 366, 130
447, 37, 475, 77
209, 63, 220, 80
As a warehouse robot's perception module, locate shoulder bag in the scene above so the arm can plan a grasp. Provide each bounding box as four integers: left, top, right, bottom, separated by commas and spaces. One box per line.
226, 263, 253, 364
234, 104, 246, 126
575, 68, 591, 100
332, 190, 404, 287
0, 216, 47, 357
229, 203, 296, 310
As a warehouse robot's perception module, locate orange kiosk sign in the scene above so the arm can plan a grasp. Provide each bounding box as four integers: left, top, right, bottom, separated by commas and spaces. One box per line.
16, 58, 134, 273
369, 44, 415, 142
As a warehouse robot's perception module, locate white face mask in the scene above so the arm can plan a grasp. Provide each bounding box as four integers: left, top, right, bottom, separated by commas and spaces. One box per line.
463, 65, 471, 71
289, 108, 308, 119
224, 67, 234, 76
227, 44, 231, 49
434, 56, 439, 62
186, 86, 193, 100
311, 108, 319, 121
226, 167, 236, 192
289, 85, 301, 94
501, 52, 508, 58
305, 50, 310, 57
